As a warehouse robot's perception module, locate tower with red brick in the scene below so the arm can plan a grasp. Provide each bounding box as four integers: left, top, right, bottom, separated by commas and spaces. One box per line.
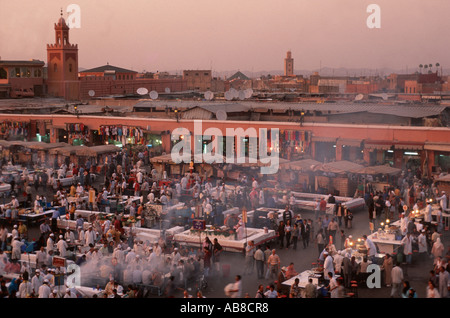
46, 11, 80, 100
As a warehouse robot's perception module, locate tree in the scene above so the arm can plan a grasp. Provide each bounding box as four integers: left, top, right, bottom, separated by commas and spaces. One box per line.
419, 64, 423, 73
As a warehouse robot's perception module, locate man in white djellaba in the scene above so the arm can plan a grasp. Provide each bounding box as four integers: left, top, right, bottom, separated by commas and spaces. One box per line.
84, 225, 97, 247
11, 237, 24, 262
38, 280, 52, 298
323, 251, 335, 282
57, 235, 69, 258
435, 191, 447, 210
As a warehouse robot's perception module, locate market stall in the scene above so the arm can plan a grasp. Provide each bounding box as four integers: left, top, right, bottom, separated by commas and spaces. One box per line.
150, 154, 191, 179
290, 192, 366, 213
312, 160, 364, 197
173, 225, 277, 253
351, 165, 402, 193
279, 158, 321, 190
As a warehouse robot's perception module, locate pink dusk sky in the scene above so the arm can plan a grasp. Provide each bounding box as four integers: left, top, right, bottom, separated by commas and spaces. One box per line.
1, 0, 449, 74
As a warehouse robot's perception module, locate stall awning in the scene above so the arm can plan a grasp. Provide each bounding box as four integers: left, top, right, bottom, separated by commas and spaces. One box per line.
313, 160, 364, 174
312, 136, 337, 143
336, 138, 363, 147
435, 174, 450, 182
87, 145, 121, 155
424, 142, 450, 153
23, 142, 69, 150
364, 141, 393, 150
150, 154, 187, 164
351, 165, 402, 175
394, 143, 423, 150
280, 159, 321, 171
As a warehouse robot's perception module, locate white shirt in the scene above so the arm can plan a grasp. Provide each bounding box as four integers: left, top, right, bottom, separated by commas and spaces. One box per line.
364, 238, 377, 257
418, 234, 427, 253
323, 255, 334, 280
329, 277, 339, 298
126, 250, 136, 263
31, 275, 44, 295
425, 204, 433, 223
38, 284, 52, 298
136, 172, 143, 184
401, 235, 413, 255
57, 239, 69, 257
231, 280, 242, 298
18, 281, 33, 298
436, 194, 447, 210
84, 229, 97, 246
333, 254, 344, 273
391, 266, 404, 284
113, 248, 125, 263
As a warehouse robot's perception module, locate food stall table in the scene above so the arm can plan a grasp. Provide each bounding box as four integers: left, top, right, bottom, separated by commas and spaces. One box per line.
281, 269, 323, 296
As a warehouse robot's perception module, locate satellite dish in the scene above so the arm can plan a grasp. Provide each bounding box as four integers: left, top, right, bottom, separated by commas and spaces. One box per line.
137, 87, 148, 95
244, 89, 253, 99
381, 93, 388, 101
165, 87, 171, 93
354, 94, 364, 101
238, 90, 246, 100
88, 90, 95, 97
204, 91, 214, 100
224, 91, 233, 101
149, 91, 159, 100
229, 88, 238, 99
216, 109, 228, 121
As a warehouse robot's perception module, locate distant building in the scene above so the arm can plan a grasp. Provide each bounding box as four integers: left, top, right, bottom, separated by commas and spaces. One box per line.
79, 64, 138, 80
284, 51, 294, 77
0, 60, 45, 98
46, 13, 80, 101
183, 70, 212, 91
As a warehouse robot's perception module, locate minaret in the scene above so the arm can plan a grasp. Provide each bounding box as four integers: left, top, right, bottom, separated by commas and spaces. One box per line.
284, 51, 294, 77
46, 10, 80, 100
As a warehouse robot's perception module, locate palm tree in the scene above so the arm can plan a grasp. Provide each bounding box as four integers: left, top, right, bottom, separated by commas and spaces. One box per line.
419, 64, 423, 73
424, 64, 428, 73
436, 63, 440, 75
429, 64, 433, 73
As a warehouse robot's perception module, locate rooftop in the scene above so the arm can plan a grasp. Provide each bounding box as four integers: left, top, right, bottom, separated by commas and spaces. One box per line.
0, 60, 45, 66
79, 64, 138, 74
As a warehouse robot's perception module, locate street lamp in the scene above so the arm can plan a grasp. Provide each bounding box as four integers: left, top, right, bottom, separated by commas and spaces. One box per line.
300, 109, 305, 126
74, 105, 79, 118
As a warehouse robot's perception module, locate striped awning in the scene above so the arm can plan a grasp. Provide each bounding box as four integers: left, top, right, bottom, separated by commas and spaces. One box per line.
394, 143, 423, 150
364, 141, 393, 150
336, 138, 362, 147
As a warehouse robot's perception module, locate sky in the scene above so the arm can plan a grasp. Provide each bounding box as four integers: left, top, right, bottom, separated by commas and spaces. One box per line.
1, 0, 450, 75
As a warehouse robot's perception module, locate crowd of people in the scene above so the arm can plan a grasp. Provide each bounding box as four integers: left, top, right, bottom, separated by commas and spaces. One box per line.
0, 149, 448, 299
